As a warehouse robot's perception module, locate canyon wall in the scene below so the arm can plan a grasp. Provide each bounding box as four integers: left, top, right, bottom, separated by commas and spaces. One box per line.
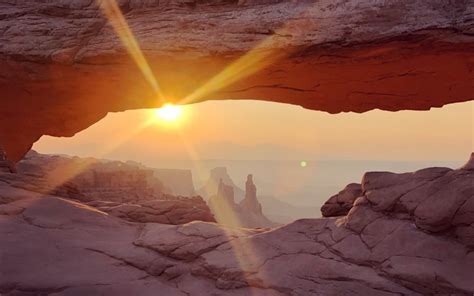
8, 151, 216, 224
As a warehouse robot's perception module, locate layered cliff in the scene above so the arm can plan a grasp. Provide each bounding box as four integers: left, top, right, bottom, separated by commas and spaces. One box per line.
5, 151, 216, 225
16, 151, 165, 203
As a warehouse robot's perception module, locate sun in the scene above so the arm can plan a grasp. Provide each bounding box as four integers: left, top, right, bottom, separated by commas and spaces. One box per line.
155, 104, 183, 122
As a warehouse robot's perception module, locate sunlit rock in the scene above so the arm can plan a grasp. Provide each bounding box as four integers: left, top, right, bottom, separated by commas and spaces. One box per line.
0, 1, 472, 161
9, 151, 216, 225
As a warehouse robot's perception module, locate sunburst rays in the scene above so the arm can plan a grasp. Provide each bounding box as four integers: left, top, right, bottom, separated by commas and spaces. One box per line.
97, 0, 165, 102
41, 1, 313, 292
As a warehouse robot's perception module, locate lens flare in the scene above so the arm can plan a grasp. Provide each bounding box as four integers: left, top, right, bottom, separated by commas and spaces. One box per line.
155, 104, 183, 122
97, 0, 164, 101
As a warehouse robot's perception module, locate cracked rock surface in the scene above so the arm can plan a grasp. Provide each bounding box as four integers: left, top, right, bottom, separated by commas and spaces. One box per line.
0, 170, 216, 225
0, 0, 473, 161
0, 154, 473, 295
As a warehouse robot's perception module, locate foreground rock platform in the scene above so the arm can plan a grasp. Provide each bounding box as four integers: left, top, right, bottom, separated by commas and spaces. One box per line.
0, 154, 473, 295
0, 1, 473, 161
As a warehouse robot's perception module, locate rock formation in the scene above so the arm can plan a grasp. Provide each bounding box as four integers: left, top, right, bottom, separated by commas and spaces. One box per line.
208, 175, 276, 228
321, 183, 362, 217
0, 1, 473, 162
17, 151, 165, 203
208, 179, 240, 226
198, 167, 245, 201
4, 151, 216, 225
239, 174, 263, 215
0, 154, 473, 295
87, 195, 215, 225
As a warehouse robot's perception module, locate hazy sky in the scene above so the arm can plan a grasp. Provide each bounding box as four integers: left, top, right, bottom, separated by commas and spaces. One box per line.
34, 100, 473, 163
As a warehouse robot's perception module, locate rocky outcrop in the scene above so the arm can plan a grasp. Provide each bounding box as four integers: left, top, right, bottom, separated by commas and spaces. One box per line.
239, 174, 262, 215
0, 154, 473, 295
209, 176, 276, 228
321, 183, 362, 217
87, 195, 215, 225
4, 151, 216, 225
16, 151, 165, 203
1, 1, 473, 162
199, 167, 245, 201
342, 161, 474, 248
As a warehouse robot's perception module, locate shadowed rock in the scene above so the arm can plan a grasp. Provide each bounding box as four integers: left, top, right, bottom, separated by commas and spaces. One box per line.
321, 183, 362, 217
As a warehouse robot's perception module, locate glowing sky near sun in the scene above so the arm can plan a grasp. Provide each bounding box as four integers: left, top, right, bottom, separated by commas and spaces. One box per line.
80, 0, 473, 165
34, 100, 473, 162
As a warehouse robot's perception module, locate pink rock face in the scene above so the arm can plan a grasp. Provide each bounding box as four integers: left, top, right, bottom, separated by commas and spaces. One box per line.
0, 154, 473, 295
9, 151, 217, 225
340, 155, 474, 247
95, 197, 216, 224
321, 183, 362, 217
239, 174, 263, 215
16, 151, 166, 203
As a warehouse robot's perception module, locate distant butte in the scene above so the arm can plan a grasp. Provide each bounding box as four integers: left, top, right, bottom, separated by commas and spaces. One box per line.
0, 1, 473, 161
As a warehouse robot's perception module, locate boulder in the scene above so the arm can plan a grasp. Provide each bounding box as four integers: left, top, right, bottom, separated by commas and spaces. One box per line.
321, 183, 362, 217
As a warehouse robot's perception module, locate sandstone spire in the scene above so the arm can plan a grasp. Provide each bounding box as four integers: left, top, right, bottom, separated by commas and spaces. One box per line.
239, 174, 262, 215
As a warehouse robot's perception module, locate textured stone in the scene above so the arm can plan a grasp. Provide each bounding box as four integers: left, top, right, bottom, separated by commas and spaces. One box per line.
321, 183, 362, 217
17, 151, 166, 203
98, 196, 216, 224
8, 151, 217, 225
0, 1, 473, 161
1, 156, 474, 295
